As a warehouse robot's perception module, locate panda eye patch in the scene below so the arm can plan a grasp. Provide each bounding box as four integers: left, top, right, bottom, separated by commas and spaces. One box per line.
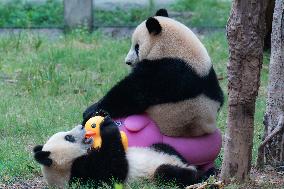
134, 44, 139, 55
65, 135, 75, 143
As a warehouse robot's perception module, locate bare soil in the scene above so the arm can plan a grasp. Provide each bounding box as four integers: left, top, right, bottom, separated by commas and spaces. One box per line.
1, 167, 283, 189
0, 177, 46, 189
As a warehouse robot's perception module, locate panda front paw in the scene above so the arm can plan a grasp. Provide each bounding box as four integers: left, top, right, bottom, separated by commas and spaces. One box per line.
100, 116, 120, 140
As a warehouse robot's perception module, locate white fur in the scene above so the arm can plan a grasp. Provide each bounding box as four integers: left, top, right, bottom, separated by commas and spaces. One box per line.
124, 16, 222, 137
41, 125, 91, 188
146, 94, 220, 137
125, 16, 211, 76
125, 48, 139, 65
39, 126, 196, 188
126, 147, 196, 181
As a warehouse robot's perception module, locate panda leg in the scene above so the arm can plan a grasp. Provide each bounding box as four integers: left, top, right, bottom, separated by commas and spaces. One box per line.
154, 164, 198, 188
197, 167, 218, 183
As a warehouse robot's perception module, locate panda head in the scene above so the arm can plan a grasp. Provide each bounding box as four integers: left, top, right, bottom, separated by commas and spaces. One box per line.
125, 9, 211, 76
33, 125, 93, 187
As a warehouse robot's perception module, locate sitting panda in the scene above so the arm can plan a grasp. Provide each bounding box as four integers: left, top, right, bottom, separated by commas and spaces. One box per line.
83, 9, 224, 137
33, 117, 209, 188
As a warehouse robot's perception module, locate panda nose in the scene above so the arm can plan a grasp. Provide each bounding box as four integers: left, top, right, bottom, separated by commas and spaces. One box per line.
126, 61, 132, 65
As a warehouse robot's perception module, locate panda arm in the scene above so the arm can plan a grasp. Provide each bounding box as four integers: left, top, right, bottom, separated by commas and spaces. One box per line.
83, 70, 150, 121
70, 151, 101, 183
83, 58, 204, 120
99, 116, 126, 152
72, 117, 128, 183
99, 116, 128, 181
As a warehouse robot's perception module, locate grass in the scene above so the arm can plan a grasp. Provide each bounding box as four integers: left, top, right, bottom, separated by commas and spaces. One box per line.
0, 0, 63, 27
95, 0, 232, 27
0, 30, 129, 183
0, 28, 270, 187
0, 0, 231, 28
0, 0, 154, 28
171, 0, 231, 27
94, 8, 154, 27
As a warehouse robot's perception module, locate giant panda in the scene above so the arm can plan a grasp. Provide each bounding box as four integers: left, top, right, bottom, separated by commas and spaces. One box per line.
33, 117, 207, 188
83, 9, 224, 137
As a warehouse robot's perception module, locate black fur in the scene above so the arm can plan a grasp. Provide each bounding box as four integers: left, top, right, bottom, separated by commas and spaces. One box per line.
146, 17, 162, 35
154, 164, 198, 188
155, 9, 168, 17
197, 167, 218, 183
33, 145, 43, 153
70, 117, 128, 187
83, 58, 224, 124
150, 143, 187, 164
203, 67, 224, 107
34, 150, 53, 167
152, 144, 218, 186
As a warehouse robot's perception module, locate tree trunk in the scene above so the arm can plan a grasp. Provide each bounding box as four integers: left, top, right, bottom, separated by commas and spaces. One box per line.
257, 0, 284, 169
264, 0, 275, 50
221, 0, 268, 182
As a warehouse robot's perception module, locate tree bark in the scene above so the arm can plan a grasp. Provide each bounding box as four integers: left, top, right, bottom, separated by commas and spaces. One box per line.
221, 0, 268, 182
264, 0, 275, 50
257, 0, 284, 169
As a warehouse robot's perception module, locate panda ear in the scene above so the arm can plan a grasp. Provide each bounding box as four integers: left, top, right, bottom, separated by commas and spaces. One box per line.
155, 9, 168, 17
34, 150, 53, 167
33, 145, 43, 153
146, 17, 162, 35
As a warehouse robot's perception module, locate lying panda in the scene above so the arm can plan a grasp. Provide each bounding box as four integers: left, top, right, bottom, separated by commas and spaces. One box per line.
83, 9, 224, 137
33, 117, 209, 188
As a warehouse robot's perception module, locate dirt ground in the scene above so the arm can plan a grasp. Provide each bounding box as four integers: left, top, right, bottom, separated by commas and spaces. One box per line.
248, 167, 284, 188
1, 167, 283, 189
0, 177, 46, 189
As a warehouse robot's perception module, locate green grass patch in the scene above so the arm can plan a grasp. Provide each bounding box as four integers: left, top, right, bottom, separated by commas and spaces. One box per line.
0, 0, 231, 28
0, 30, 129, 182
0, 0, 63, 27
94, 8, 154, 27
171, 0, 231, 27
0, 30, 269, 187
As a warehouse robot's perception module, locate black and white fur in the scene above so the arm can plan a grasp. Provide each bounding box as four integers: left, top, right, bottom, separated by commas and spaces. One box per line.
83, 9, 223, 137
34, 118, 201, 188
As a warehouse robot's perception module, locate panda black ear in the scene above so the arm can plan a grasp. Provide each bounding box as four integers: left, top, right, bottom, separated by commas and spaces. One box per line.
146, 17, 162, 35
34, 150, 53, 167
155, 9, 168, 17
33, 145, 43, 153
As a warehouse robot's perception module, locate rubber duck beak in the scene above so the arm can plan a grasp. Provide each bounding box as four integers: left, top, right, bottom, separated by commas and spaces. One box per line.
85, 131, 96, 138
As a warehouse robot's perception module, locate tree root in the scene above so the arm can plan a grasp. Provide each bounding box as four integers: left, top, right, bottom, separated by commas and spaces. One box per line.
257, 114, 284, 169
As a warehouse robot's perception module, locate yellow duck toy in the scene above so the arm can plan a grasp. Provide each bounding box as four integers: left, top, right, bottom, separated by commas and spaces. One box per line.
84, 115, 128, 150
